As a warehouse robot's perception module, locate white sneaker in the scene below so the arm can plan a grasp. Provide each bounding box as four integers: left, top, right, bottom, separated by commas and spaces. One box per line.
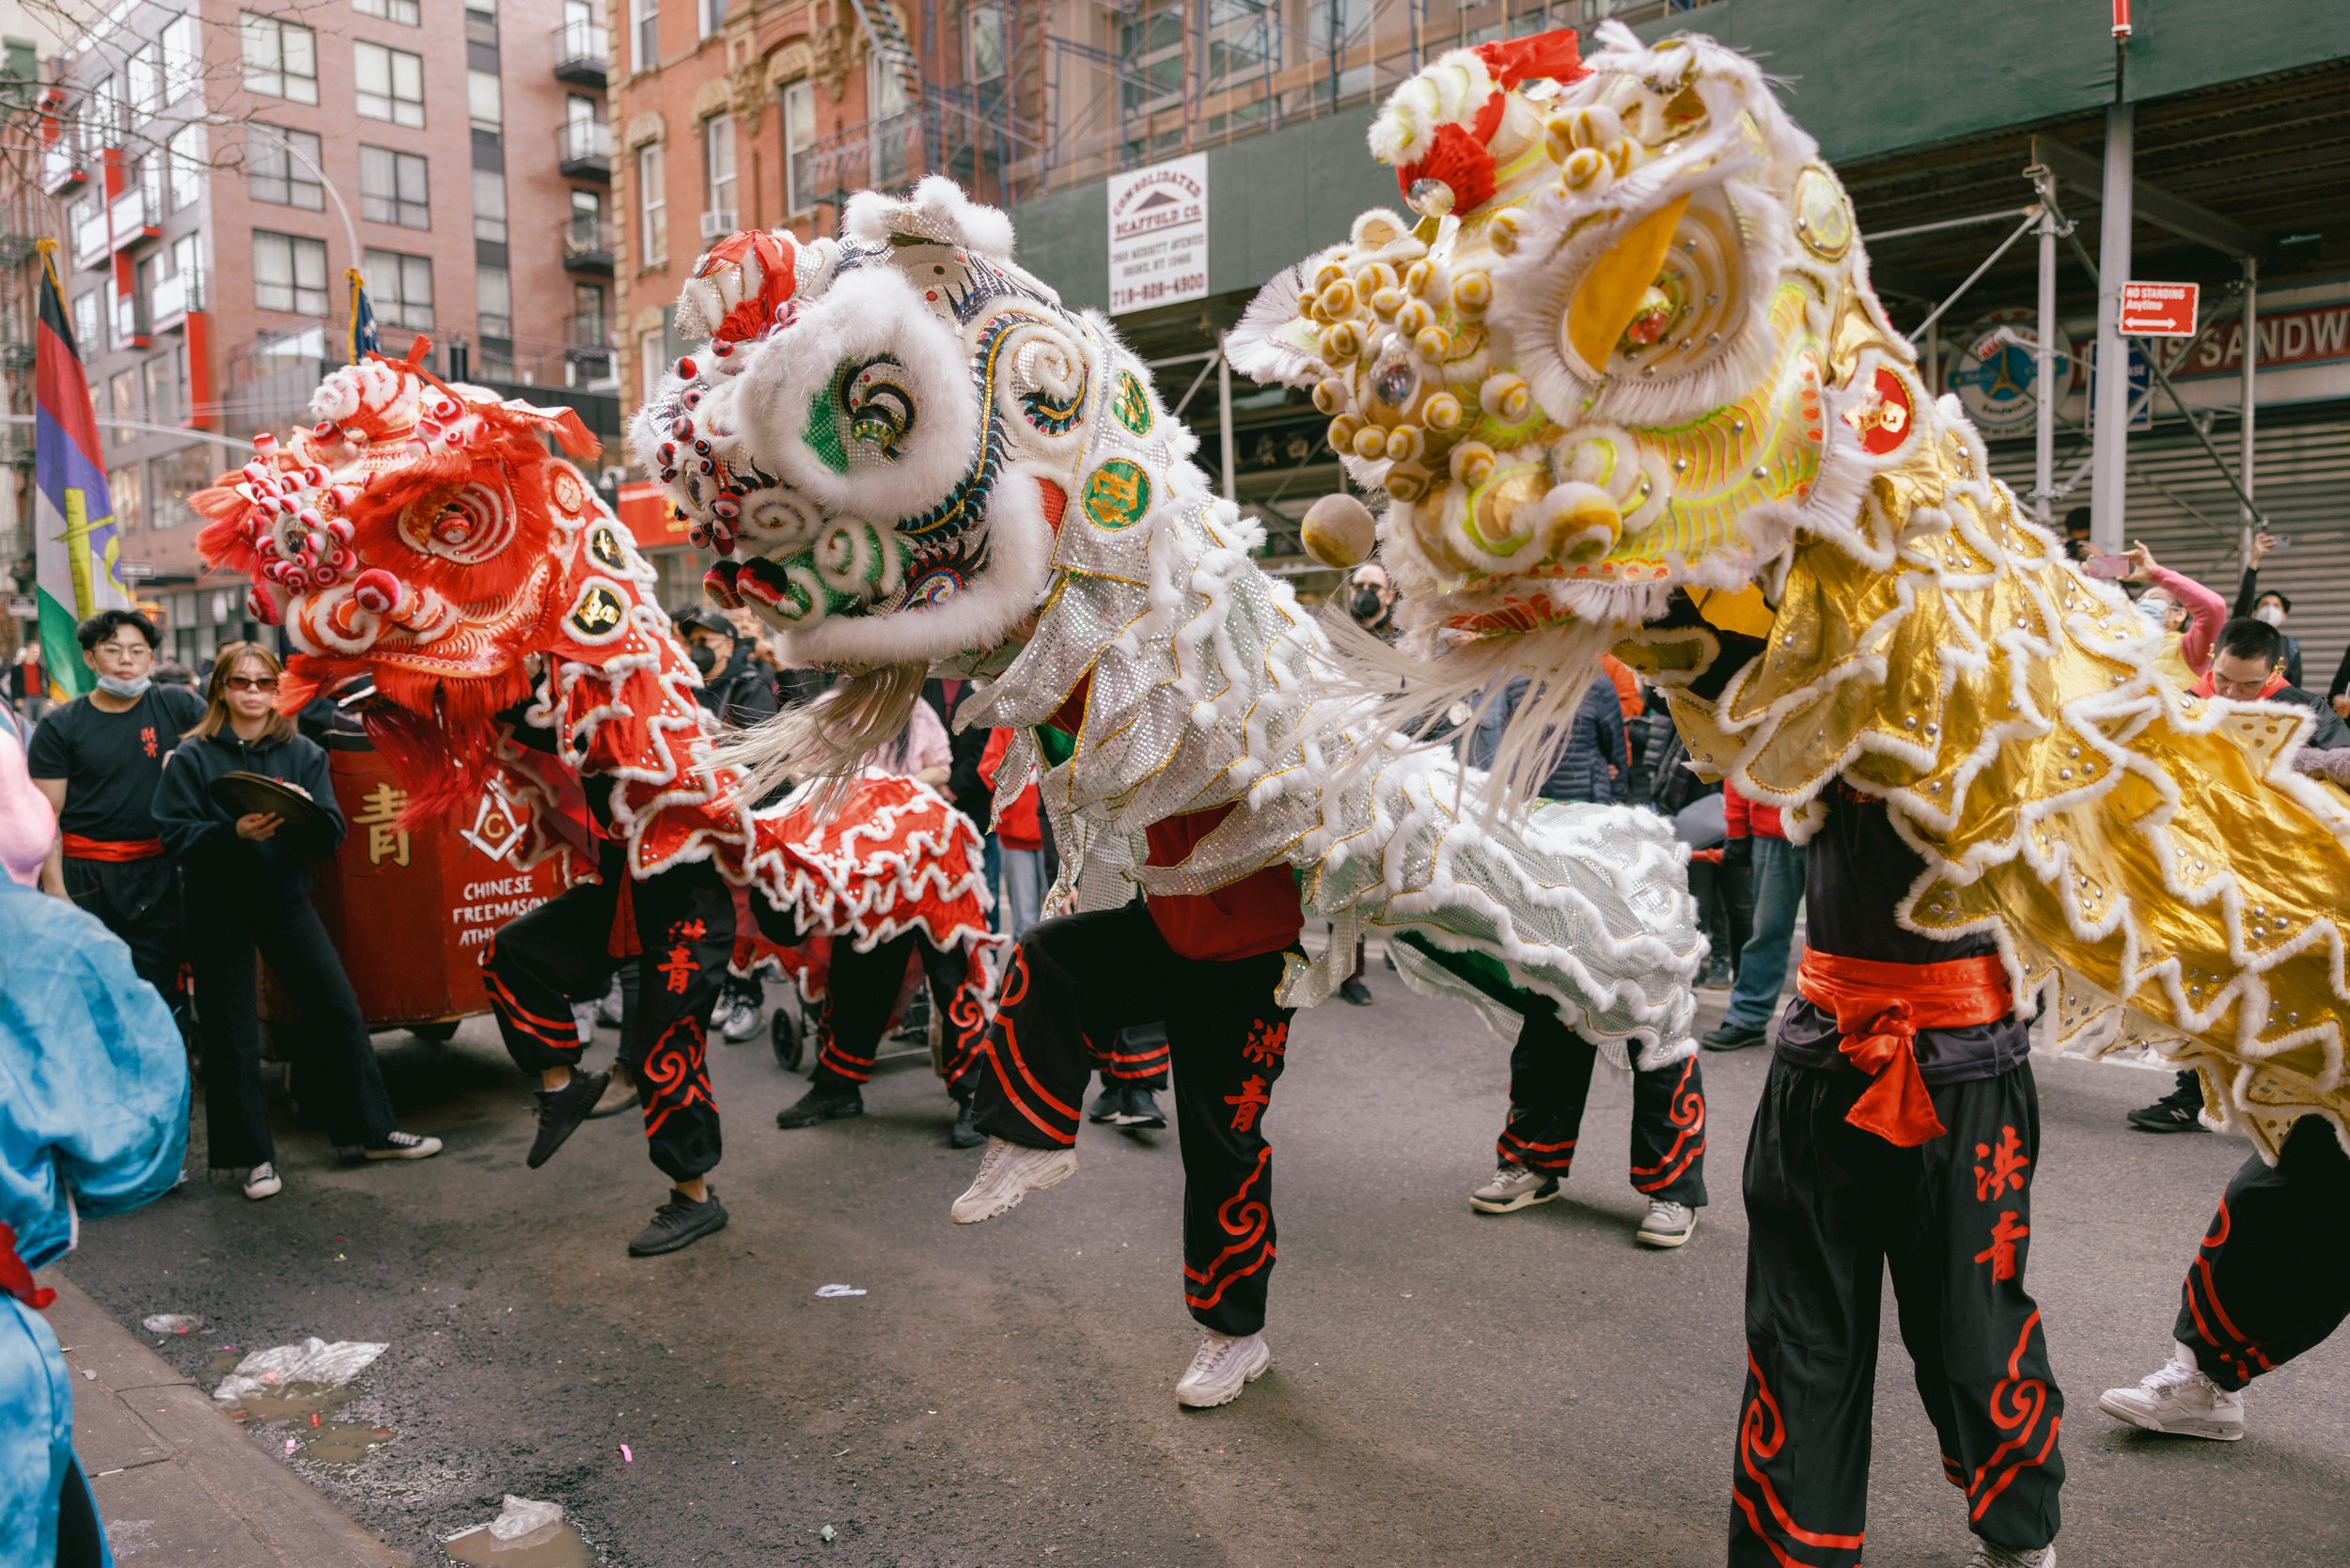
363, 1131, 443, 1160
243, 1164, 282, 1200
1175, 1330, 1272, 1409
2098, 1342, 2245, 1440
1636, 1199, 1698, 1248
1468, 1162, 1560, 1214
1964, 1541, 2056, 1567
949, 1137, 1077, 1224
720, 997, 763, 1042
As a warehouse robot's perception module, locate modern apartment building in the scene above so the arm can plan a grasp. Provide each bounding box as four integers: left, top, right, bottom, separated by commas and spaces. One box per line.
8, 0, 618, 665
611, 0, 2350, 651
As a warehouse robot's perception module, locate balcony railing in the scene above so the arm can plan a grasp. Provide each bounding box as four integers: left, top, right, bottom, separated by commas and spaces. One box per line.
70, 205, 109, 269
41, 127, 87, 194
152, 267, 203, 327
114, 290, 150, 348
108, 183, 160, 251
556, 118, 611, 180
553, 20, 608, 86
808, 110, 922, 200
561, 213, 613, 273
564, 312, 614, 384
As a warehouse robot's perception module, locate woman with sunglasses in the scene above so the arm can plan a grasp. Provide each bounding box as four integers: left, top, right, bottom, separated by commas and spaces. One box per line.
152, 643, 440, 1200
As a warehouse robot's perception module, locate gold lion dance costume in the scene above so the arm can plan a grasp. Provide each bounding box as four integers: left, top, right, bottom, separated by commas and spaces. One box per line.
632, 192, 1705, 1402
1235, 21, 2350, 1565
196, 346, 1002, 1256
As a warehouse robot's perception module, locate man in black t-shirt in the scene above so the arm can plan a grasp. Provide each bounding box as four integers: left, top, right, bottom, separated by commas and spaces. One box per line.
27, 610, 206, 1020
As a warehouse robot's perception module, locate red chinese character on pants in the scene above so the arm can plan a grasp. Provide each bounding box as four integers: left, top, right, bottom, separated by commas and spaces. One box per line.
1973, 1125, 2030, 1202
1241, 1019, 1288, 1067
141, 726, 157, 758
1974, 1211, 2029, 1282
1224, 1074, 1272, 1133
670, 918, 707, 943
656, 945, 699, 995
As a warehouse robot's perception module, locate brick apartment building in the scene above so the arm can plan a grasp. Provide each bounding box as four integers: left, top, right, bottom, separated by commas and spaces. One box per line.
8, 0, 618, 666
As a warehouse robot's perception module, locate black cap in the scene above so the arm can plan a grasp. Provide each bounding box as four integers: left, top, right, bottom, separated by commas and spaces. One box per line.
672, 605, 733, 637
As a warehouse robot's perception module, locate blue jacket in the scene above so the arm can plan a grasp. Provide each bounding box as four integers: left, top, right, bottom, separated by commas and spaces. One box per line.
1473, 678, 1627, 805
1, 881, 188, 1567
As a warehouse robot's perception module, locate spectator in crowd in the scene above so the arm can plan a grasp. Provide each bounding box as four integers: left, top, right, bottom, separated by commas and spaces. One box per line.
1700, 780, 1803, 1052
2120, 540, 2226, 681
2326, 643, 2350, 722
26, 610, 205, 1029
151, 642, 442, 1200
1473, 677, 1628, 806
978, 728, 1046, 938
677, 607, 779, 730
2061, 506, 2093, 563
151, 660, 196, 689
2232, 531, 2302, 688
925, 676, 999, 926
2128, 616, 2349, 1134
2, 730, 189, 1568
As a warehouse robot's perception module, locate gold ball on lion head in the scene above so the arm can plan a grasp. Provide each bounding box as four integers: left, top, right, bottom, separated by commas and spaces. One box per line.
1479, 373, 1532, 422
1311, 377, 1350, 416
1321, 321, 1362, 362
1422, 391, 1465, 431
1414, 326, 1452, 363
1534, 481, 1624, 564
1383, 465, 1430, 504
1318, 278, 1359, 320
1352, 425, 1390, 461
1325, 415, 1361, 453
1383, 424, 1426, 463
1301, 492, 1378, 570
1449, 441, 1497, 489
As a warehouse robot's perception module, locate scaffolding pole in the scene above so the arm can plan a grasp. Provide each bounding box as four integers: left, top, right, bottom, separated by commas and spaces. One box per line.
2088, 101, 2135, 553
2031, 167, 2060, 526
1217, 348, 1236, 502
2239, 257, 2258, 553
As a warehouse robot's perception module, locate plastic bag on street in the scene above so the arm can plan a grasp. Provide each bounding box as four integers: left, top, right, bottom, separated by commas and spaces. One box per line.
489, 1497, 564, 1541
211, 1338, 388, 1404
141, 1313, 202, 1335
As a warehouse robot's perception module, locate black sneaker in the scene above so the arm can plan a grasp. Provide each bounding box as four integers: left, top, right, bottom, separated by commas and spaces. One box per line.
527, 1069, 611, 1168
1088, 1085, 1125, 1123
2127, 1092, 2206, 1133
1338, 978, 1374, 1006
1701, 1022, 1766, 1052
948, 1095, 986, 1149
775, 1085, 864, 1130
1112, 1087, 1167, 1130
628, 1187, 728, 1257
1699, 958, 1733, 989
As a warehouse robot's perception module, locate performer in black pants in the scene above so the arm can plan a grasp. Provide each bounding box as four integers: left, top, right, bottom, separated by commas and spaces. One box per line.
1730, 790, 2061, 1568
151, 643, 441, 1201
950, 879, 1301, 1409
2100, 1113, 2350, 1441
482, 840, 734, 1254
771, 924, 992, 1146
1470, 1003, 1706, 1247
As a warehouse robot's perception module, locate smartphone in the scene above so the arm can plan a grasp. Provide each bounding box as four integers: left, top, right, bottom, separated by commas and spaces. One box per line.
2265, 534, 2292, 552
2083, 555, 2133, 579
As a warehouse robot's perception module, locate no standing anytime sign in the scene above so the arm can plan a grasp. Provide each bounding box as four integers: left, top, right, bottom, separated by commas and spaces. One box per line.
2120, 280, 2200, 337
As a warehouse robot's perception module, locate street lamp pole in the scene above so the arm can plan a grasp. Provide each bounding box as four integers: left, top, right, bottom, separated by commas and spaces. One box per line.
212, 117, 360, 280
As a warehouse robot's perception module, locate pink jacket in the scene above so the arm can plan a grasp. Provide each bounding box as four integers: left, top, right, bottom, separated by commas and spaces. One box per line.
2147, 565, 2227, 676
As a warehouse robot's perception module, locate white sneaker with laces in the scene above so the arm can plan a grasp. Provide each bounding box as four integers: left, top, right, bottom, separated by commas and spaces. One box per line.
243, 1163, 282, 1200
949, 1137, 1078, 1224
1175, 1330, 1272, 1409
721, 997, 763, 1042
1964, 1540, 2055, 1567
1468, 1162, 1559, 1214
364, 1131, 443, 1161
1636, 1199, 1698, 1248
2098, 1341, 2245, 1440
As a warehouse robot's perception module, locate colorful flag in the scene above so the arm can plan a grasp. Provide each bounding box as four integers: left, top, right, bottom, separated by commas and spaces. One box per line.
32, 239, 127, 701
347, 268, 378, 363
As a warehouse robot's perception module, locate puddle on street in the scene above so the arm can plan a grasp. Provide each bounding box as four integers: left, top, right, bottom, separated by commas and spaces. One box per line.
227, 1380, 357, 1423
223, 1382, 392, 1461
302, 1419, 398, 1463
444, 1521, 597, 1567
199, 1350, 243, 1383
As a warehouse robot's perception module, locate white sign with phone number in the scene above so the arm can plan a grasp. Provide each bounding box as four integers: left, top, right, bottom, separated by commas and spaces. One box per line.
1107, 154, 1208, 316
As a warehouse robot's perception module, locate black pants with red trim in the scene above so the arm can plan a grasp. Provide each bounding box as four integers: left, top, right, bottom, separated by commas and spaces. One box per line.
2174, 1114, 2350, 1390
1731, 1056, 2062, 1567
807, 928, 985, 1101
1496, 1005, 1707, 1205
971, 900, 1293, 1338
64, 854, 190, 1034
481, 850, 732, 1184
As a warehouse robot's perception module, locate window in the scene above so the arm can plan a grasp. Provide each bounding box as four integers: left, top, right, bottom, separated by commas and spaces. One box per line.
110, 369, 140, 421
162, 14, 200, 102
247, 126, 323, 210
109, 464, 146, 535
782, 79, 814, 214
71, 291, 100, 352
126, 45, 162, 118
165, 124, 205, 212
468, 69, 503, 133
242, 13, 320, 104
360, 147, 430, 228
471, 169, 508, 243
968, 5, 1004, 82
354, 41, 424, 127
640, 325, 665, 403
636, 143, 665, 262
150, 445, 218, 534
699, 0, 727, 38
253, 230, 330, 316
86, 75, 122, 142
574, 283, 605, 337
363, 248, 433, 330
630, 0, 659, 69
355, 0, 423, 23
868, 48, 912, 185
703, 116, 735, 221
568, 93, 597, 131
478, 265, 512, 340
143, 347, 178, 421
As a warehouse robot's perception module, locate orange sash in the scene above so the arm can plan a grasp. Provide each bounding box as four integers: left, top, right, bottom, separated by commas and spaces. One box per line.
1794, 951, 2012, 1148
62, 833, 165, 862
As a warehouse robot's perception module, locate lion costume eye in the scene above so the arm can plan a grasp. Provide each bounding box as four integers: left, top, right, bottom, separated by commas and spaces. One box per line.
840, 355, 916, 460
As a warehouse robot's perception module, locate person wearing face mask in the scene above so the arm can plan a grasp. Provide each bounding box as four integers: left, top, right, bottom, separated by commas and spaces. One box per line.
25, 610, 205, 1025
2231, 532, 2303, 689
1347, 561, 1398, 643
2117, 540, 2226, 685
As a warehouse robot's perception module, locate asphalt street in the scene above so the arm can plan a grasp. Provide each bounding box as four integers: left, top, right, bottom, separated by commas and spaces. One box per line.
60, 964, 2350, 1567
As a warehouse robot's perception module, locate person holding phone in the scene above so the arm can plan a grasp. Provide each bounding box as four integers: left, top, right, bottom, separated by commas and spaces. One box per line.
2108, 540, 2227, 683
2231, 530, 2303, 688
151, 643, 440, 1200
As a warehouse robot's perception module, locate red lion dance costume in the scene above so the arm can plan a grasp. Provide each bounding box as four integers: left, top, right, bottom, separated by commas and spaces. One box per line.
196, 342, 1002, 1255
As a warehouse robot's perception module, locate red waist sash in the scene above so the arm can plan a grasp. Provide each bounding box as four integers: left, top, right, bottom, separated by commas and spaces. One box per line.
0, 1221, 55, 1311
62, 834, 165, 862
1794, 951, 2011, 1148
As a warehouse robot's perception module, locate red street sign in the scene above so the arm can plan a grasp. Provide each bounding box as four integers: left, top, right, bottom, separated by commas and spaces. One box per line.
2121, 280, 2198, 337
2113, 0, 2132, 37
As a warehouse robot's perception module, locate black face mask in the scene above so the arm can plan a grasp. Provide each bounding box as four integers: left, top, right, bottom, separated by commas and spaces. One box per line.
687, 643, 719, 675
1350, 587, 1387, 624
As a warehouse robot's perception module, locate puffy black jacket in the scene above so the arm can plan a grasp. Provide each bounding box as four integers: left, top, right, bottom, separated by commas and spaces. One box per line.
1472, 679, 1626, 805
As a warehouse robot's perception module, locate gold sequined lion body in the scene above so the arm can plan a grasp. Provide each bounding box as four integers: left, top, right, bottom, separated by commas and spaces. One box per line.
1232, 23, 2350, 1158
